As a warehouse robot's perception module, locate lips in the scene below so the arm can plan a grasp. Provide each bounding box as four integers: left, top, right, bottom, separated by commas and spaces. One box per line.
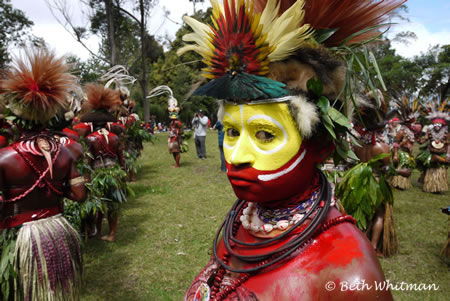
227, 169, 257, 187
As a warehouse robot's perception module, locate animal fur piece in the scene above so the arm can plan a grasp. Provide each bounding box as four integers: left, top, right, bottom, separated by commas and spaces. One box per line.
268, 47, 346, 99
253, 0, 406, 46
1, 48, 76, 123
423, 167, 448, 193
84, 84, 121, 111
288, 94, 320, 138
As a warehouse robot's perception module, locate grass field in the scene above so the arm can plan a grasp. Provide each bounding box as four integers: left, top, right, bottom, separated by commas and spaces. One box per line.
80, 130, 449, 301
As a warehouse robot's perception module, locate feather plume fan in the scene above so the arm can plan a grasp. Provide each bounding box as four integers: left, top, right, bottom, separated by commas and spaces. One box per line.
1, 48, 76, 123
84, 84, 121, 111
254, 0, 406, 47
177, 0, 314, 79
147, 85, 180, 113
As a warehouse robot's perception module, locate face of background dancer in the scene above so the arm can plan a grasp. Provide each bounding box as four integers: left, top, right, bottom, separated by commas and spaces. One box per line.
223, 103, 324, 203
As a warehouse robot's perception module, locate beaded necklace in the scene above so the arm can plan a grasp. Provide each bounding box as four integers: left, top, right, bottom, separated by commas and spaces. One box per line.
240, 190, 321, 233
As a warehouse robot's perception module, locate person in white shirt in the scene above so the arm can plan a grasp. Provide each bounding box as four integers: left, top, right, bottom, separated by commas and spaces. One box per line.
192, 109, 209, 159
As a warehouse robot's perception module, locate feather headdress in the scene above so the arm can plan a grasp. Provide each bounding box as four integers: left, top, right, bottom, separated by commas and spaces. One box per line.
394, 96, 421, 124
84, 84, 121, 111
177, 0, 314, 100
147, 85, 180, 119
100, 65, 137, 89
424, 98, 449, 123
80, 84, 120, 123
0, 48, 76, 123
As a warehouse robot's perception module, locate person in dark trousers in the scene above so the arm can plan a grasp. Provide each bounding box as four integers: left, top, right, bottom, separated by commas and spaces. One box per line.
213, 119, 226, 171
192, 109, 208, 159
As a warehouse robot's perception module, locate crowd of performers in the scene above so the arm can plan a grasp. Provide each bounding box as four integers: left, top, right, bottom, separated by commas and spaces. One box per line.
333, 95, 449, 258
0, 49, 152, 300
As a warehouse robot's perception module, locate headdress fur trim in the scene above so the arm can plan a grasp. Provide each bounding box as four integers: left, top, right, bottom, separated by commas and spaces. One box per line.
288, 94, 319, 138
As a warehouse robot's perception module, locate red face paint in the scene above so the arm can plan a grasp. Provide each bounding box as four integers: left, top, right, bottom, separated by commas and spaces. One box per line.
226, 140, 324, 203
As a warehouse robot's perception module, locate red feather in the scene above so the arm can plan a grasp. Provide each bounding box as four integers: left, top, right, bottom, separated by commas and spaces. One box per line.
253, 0, 406, 46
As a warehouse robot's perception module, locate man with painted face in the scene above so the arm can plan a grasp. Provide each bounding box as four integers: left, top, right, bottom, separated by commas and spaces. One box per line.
416, 103, 449, 193
178, 0, 404, 300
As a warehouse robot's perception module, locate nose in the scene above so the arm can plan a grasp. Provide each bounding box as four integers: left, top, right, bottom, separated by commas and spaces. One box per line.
230, 134, 255, 166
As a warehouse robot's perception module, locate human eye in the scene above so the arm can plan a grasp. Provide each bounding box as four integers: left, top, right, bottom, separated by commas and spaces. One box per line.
226, 128, 240, 137
255, 130, 275, 142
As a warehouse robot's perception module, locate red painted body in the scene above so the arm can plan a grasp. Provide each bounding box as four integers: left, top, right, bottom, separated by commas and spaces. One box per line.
185, 208, 392, 301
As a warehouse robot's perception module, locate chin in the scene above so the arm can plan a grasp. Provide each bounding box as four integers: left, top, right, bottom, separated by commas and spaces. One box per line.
226, 146, 319, 203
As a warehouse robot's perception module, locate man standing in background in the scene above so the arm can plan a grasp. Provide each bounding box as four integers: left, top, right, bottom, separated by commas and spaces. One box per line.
192, 109, 208, 159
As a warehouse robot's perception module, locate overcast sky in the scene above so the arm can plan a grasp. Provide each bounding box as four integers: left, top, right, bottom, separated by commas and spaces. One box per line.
9, 0, 450, 60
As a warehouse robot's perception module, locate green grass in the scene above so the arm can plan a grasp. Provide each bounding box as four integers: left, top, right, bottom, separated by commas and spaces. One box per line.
81, 130, 449, 300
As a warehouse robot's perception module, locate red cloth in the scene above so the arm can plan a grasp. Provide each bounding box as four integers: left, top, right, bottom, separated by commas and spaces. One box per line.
0, 206, 60, 229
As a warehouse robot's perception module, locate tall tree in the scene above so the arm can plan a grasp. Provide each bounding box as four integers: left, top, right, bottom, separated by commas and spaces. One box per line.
0, 0, 33, 68
416, 44, 450, 99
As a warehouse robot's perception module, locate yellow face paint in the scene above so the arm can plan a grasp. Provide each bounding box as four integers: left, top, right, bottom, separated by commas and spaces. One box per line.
223, 103, 302, 171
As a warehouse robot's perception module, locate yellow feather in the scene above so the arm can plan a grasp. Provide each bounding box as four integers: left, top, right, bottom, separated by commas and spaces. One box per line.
260, 0, 279, 33
251, 13, 261, 34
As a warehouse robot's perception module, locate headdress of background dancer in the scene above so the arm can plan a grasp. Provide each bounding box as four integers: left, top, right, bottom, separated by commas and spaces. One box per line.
100, 65, 137, 110
147, 85, 181, 120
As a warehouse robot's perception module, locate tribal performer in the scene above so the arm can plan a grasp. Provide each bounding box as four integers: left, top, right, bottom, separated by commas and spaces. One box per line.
0, 48, 86, 300
178, 0, 404, 299
416, 99, 449, 193
341, 91, 398, 257
167, 98, 184, 168
390, 97, 419, 190
148, 86, 184, 168
80, 84, 127, 242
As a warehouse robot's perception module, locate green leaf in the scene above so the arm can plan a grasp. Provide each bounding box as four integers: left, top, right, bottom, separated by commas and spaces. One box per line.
328, 107, 351, 128
347, 150, 360, 161
322, 118, 336, 139
369, 50, 387, 91
306, 77, 323, 97
367, 153, 390, 165
314, 28, 339, 44
317, 96, 329, 113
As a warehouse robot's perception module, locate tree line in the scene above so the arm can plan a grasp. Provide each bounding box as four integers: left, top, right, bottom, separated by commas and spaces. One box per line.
1, 0, 448, 125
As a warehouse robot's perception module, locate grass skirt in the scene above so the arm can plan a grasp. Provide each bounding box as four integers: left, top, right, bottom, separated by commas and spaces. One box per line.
423, 167, 448, 193
14, 214, 82, 301
390, 175, 411, 190
382, 202, 398, 257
